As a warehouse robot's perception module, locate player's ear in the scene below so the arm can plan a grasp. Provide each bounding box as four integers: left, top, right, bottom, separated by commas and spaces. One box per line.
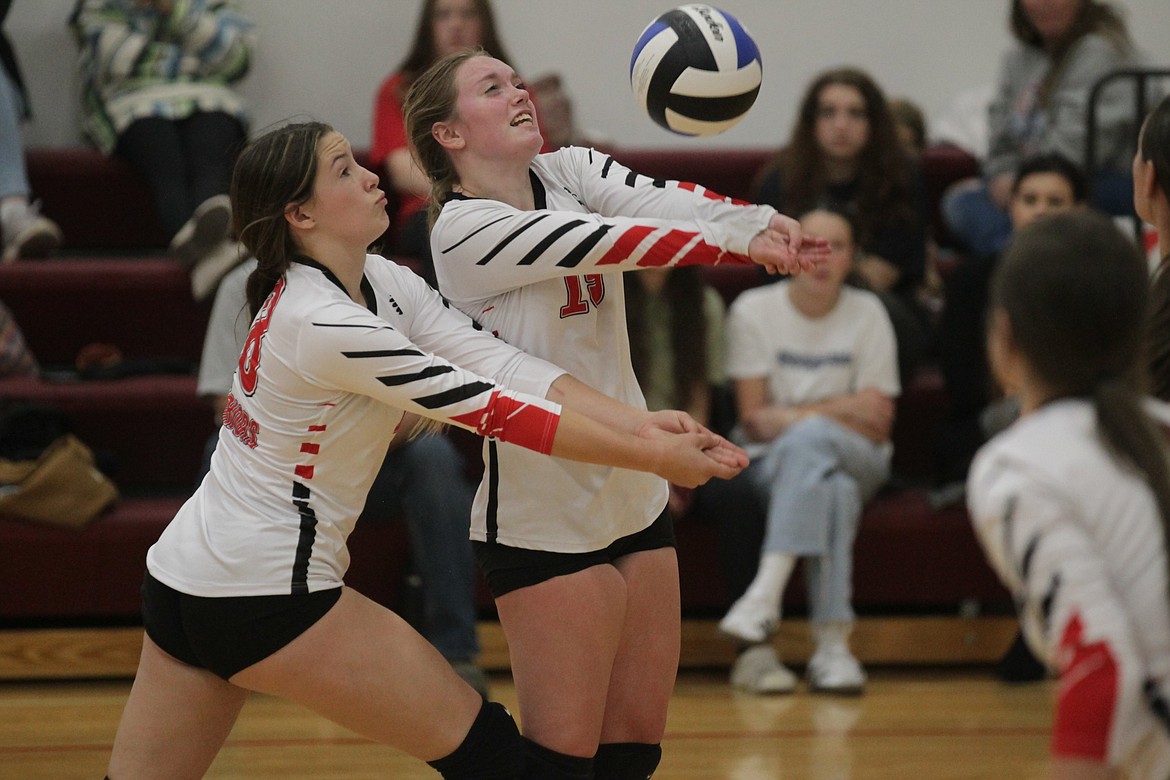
432, 121, 466, 152
1136, 156, 1158, 203
284, 200, 315, 232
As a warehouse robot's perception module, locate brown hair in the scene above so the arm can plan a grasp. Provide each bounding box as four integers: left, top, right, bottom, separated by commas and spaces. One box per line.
396, 0, 512, 95
229, 121, 332, 317
624, 268, 710, 414
1141, 94, 1170, 205
888, 97, 927, 155
402, 48, 486, 227
1009, 0, 1131, 106
755, 67, 916, 249
990, 211, 1170, 529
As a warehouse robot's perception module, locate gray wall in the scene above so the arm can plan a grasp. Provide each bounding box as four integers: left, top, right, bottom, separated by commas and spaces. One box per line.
9, 0, 1170, 150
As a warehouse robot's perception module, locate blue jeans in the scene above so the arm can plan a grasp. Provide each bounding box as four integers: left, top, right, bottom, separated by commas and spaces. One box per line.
748, 416, 890, 624
0, 67, 29, 200
365, 434, 479, 662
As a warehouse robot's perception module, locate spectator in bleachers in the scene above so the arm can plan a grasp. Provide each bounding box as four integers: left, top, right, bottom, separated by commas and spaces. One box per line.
716, 208, 899, 696
942, 0, 1150, 258
370, 0, 514, 287
68, 0, 253, 299
624, 266, 727, 516
196, 257, 490, 699
526, 71, 610, 152
754, 66, 930, 384
1139, 95, 1170, 400
0, 0, 62, 261
935, 153, 1087, 489
889, 96, 928, 159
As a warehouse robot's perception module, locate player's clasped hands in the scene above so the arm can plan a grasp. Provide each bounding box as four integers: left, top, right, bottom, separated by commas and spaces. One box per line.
749, 212, 831, 275
636, 410, 749, 488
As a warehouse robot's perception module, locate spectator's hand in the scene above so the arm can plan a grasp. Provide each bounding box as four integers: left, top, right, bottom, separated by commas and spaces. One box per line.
988, 173, 1014, 210
749, 213, 830, 275
855, 254, 902, 292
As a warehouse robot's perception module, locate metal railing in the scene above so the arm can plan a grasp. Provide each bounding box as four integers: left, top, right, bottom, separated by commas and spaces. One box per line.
1085, 67, 1170, 242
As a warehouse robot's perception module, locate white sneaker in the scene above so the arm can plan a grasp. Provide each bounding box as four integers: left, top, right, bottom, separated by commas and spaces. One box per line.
171, 194, 232, 267
730, 644, 797, 695
718, 594, 779, 644
190, 239, 245, 302
807, 646, 866, 695
2, 203, 63, 262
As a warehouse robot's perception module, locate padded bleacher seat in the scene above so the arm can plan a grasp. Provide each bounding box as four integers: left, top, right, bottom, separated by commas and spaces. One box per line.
0, 258, 210, 367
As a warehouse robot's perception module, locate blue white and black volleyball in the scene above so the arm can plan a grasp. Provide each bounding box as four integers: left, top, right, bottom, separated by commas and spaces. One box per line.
630, 5, 762, 137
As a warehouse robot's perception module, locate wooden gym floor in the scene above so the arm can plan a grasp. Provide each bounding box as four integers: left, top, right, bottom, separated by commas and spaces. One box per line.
0, 616, 1054, 779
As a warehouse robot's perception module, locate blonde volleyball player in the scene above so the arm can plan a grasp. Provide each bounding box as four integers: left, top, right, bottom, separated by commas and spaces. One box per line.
968, 210, 1170, 778
404, 49, 826, 778
103, 121, 748, 780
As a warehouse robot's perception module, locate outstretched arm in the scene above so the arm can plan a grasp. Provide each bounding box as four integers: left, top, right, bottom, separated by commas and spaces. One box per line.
550, 405, 746, 487
546, 374, 748, 472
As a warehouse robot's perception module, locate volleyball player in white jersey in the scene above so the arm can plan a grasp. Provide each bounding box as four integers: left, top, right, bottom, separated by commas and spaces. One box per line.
968, 210, 1170, 779
403, 49, 826, 778
103, 121, 748, 780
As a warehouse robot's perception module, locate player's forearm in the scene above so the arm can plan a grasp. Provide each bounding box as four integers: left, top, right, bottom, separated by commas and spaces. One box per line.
549, 406, 663, 472
545, 374, 648, 434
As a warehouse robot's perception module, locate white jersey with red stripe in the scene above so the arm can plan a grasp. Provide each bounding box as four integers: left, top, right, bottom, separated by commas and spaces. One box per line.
147, 255, 566, 597
968, 398, 1170, 773
431, 145, 776, 552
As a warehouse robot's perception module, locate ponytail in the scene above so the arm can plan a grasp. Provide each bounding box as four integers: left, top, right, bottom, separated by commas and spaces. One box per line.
1093, 378, 1170, 552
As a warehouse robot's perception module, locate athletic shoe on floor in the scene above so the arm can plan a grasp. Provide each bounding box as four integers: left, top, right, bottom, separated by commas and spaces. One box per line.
807, 646, 866, 695
1, 204, 63, 261
718, 594, 779, 644
729, 644, 797, 695
171, 194, 232, 267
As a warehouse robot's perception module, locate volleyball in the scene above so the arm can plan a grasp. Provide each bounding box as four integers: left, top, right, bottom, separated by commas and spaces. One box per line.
629, 5, 762, 137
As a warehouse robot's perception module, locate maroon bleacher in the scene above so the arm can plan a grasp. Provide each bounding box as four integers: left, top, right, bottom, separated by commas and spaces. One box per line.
0, 144, 1008, 626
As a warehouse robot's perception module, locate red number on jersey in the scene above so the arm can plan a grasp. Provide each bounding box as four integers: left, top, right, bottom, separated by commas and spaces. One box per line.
559, 274, 605, 317
239, 277, 286, 396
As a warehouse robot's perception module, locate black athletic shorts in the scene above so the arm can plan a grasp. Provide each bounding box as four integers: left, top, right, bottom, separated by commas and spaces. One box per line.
473, 509, 676, 598
141, 571, 342, 680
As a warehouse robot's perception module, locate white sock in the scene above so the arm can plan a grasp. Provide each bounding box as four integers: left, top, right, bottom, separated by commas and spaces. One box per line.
813, 621, 853, 654
741, 552, 796, 612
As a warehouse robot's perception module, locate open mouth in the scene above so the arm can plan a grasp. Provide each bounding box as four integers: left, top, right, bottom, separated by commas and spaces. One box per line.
511, 112, 533, 127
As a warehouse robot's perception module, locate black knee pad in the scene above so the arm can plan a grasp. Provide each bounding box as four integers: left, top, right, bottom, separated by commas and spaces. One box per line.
522, 737, 594, 779
593, 742, 662, 779
428, 700, 525, 779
